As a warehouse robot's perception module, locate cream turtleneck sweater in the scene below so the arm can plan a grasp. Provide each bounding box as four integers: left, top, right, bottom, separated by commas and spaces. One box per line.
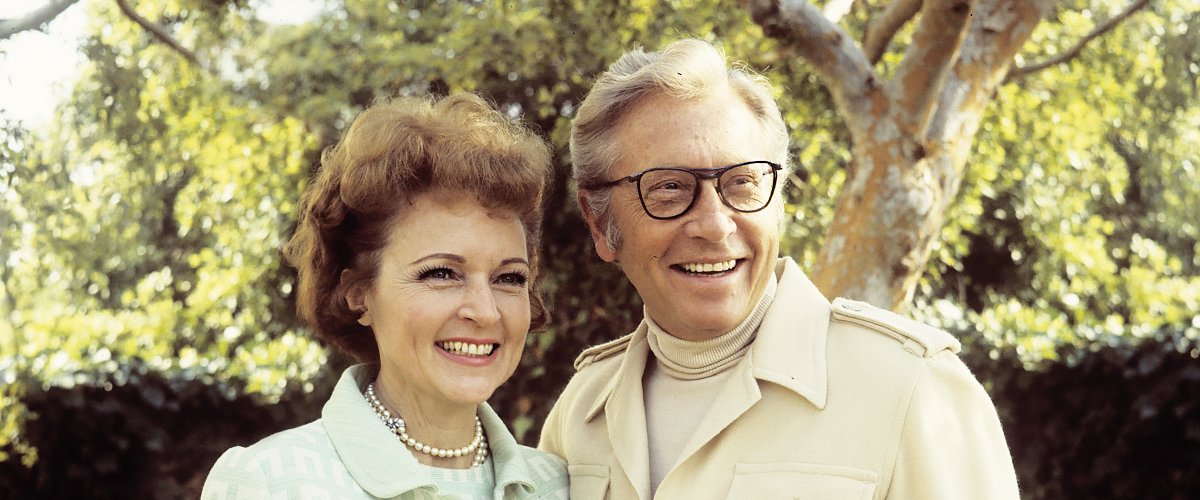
642, 275, 778, 493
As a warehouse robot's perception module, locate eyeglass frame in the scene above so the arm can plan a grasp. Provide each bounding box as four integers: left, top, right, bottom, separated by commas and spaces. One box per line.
579, 160, 784, 220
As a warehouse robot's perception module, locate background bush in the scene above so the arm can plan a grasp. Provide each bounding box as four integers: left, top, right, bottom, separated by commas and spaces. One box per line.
3, 334, 1198, 499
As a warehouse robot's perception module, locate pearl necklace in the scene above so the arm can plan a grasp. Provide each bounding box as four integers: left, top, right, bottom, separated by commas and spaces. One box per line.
364, 383, 489, 467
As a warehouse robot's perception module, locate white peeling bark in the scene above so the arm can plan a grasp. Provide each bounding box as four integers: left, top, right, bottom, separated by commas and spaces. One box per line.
749, 0, 1059, 310
0, 0, 80, 40
863, 0, 924, 64
822, 0, 858, 23
888, 0, 974, 139
746, 0, 881, 138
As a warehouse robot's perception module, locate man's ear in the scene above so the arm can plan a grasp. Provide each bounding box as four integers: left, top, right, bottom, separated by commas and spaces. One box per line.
341, 270, 372, 326
578, 192, 618, 263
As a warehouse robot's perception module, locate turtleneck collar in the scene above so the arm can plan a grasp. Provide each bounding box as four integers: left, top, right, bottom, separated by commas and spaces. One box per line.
645, 274, 778, 380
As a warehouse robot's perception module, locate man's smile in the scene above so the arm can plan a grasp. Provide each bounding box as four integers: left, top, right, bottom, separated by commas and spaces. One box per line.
673, 259, 740, 275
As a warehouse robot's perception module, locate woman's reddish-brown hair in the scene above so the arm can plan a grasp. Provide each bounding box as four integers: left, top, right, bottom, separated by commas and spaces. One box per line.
284, 93, 552, 363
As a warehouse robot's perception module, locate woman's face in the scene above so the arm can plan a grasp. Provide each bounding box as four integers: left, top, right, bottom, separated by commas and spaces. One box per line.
355, 189, 531, 409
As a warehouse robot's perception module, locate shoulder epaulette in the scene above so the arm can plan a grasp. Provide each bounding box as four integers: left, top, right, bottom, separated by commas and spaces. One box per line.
572, 333, 634, 371
830, 298, 961, 357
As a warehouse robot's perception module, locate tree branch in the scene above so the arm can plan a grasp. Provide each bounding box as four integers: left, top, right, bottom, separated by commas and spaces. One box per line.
862, 0, 923, 64
926, 0, 1054, 145
113, 0, 204, 69
745, 0, 879, 135
823, 0, 858, 23
888, 0, 974, 138
0, 0, 81, 41
1005, 0, 1152, 83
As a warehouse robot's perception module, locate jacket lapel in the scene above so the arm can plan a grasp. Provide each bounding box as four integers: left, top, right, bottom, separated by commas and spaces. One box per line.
750, 257, 831, 409
676, 357, 762, 461
482, 403, 538, 499
673, 258, 832, 468
322, 365, 435, 497
580, 258, 830, 499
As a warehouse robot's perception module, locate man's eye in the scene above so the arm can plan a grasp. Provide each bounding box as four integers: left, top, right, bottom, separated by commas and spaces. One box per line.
649, 180, 686, 192
726, 174, 756, 186
417, 267, 457, 280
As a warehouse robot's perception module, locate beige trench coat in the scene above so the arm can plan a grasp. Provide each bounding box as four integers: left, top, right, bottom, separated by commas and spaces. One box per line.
539, 258, 1019, 499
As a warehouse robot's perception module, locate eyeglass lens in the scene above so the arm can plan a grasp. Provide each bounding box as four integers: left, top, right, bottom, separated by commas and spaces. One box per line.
638, 162, 776, 219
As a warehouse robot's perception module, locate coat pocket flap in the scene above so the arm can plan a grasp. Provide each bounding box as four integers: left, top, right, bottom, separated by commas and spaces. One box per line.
568, 464, 609, 500
728, 462, 878, 500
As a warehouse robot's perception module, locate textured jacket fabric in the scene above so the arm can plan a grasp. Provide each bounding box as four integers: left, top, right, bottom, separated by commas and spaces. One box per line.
538, 257, 1019, 499
203, 365, 569, 499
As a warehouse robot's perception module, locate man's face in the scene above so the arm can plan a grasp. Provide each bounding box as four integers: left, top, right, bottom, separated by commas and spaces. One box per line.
584, 88, 783, 341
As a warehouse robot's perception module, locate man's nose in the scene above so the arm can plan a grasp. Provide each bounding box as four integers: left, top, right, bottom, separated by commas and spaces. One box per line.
683, 181, 736, 242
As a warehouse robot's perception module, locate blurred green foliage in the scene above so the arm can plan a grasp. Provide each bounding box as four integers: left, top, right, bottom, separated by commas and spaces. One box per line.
1, 0, 1198, 497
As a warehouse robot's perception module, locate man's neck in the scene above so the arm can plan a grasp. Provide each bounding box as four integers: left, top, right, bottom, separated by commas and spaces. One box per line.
644, 274, 777, 379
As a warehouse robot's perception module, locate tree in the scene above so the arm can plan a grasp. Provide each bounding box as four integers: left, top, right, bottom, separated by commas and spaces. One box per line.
745, 0, 1154, 310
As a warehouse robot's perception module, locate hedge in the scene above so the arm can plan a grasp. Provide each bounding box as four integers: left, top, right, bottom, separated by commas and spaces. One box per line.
2, 334, 1197, 499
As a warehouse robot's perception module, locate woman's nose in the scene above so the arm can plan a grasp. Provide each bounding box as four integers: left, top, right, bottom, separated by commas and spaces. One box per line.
458, 281, 501, 326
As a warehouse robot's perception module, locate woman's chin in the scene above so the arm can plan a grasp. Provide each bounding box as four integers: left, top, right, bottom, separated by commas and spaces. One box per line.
434, 378, 505, 408
430, 360, 518, 407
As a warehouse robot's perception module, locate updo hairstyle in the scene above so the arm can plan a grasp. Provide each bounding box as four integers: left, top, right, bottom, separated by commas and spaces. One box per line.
285, 93, 552, 363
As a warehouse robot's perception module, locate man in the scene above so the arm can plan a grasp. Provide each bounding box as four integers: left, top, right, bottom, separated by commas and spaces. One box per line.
538, 38, 1020, 499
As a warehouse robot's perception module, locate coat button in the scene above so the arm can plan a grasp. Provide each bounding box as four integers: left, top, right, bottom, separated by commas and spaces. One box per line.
842, 302, 863, 312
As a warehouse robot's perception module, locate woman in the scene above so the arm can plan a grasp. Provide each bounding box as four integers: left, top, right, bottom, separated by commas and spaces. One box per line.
202, 93, 568, 499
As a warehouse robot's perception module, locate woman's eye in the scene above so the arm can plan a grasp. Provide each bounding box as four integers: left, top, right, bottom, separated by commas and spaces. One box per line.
417, 267, 457, 281
496, 272, 528, 286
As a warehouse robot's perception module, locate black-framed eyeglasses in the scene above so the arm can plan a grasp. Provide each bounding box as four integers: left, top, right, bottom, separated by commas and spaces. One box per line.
581, 160, 783, 220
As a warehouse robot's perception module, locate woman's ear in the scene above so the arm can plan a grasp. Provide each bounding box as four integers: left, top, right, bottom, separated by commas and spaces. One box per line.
342, 269, 372, 326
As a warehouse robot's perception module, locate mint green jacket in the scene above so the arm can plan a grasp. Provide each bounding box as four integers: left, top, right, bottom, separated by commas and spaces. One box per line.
202, 365, 568, 499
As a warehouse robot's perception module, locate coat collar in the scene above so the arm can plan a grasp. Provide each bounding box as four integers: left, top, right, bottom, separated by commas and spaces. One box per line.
582, 325, 653, 499
484, 402, 541, 498
322, 365, 540, 498
749, 257, 831, 409
581, 257, 831, 420
583, 321, 649, 423
574, 258, 829, 498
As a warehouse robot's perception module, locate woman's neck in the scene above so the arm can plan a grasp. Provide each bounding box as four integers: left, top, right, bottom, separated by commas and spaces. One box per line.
374, 370, 480, 468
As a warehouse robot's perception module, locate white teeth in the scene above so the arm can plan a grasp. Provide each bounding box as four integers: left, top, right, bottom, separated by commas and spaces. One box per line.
436, 341, 496, 357
680, 260, 736, 273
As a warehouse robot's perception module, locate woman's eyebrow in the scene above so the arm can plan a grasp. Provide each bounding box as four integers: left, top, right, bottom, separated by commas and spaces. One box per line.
410, 253, 466, 265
